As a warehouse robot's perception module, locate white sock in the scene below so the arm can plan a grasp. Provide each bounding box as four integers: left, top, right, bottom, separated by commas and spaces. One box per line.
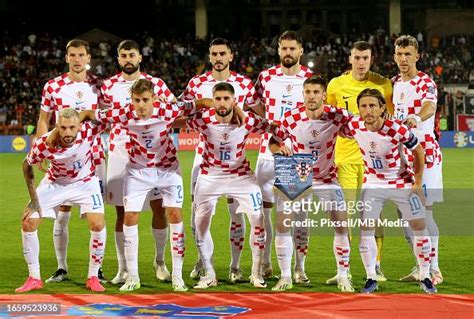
398, 209, 416, 261
275, 232, 293, 278
425, 209, 440, 271
263, 208, 273, 265
88, 228, 106, 278
248, 214, 265, 276
22, 230, 41, 279
229, 201, 245, 269
53, 211, 70, 271
114, 231, 127, 273
169, 222, 185, 278
195, 214, 215, 278
413, 229, 432, 280
334, 232, 350, 277
152, 227, 168, 263
293, 210, 309, 272
359, 230, 377, 280
123, 225, 139, 277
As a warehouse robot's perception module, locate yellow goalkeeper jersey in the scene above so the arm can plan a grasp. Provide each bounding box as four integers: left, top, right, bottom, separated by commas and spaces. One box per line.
327, 71, 394, 165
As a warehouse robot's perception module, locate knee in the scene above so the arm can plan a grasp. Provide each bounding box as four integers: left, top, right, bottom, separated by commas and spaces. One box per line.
22, 218, 38, 232
124, 212, 138, 226
166, 208, 182, 223
90, 219, 105, 232
410, 220, 426, 231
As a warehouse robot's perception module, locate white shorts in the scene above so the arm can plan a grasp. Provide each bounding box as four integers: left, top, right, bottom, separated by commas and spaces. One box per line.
107, 141, 161, 206
360, 188, 425, 222
255, 157, 275, 203
31, 176, 105, 219
191, 152, 204, 196
276, 182, 346, 213
95, 160, 107, 197
422, 162, 443, 206
123, 166, 184, 212
194, 174, 263, 217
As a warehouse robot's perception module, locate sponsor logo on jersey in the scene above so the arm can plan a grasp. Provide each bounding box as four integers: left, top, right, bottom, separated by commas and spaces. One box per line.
342, 96, 351, 99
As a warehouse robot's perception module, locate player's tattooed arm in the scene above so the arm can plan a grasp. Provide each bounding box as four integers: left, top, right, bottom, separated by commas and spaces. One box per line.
232, 103, 246, 126
22, 158, 41, 220
194, 98, 214, 110
269, 136, 292, 156
172, 116, 190, 129
411, 144, 426, 204
79, 110, 97, 122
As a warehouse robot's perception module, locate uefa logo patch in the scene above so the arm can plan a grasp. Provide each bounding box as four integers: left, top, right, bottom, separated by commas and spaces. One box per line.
454, 132, 468, 148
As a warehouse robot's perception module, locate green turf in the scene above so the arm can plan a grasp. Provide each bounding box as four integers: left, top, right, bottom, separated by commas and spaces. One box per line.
0, 149, 473, 294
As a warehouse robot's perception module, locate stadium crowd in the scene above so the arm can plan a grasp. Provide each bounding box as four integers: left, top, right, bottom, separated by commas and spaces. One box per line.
0, 29, 472, 132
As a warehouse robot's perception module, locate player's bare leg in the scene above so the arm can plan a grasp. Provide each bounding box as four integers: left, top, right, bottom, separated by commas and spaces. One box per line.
47, 205, 71, 283
262, 201, 274, 279
272, 209, 293, 291
330, 210, 353, 292
120, 211, 141, 292
111, 205, 128, 285
85, 212, 106, 292
16, 217, 43, 293
151, 199, 171, 282
228, 197, 246, 283
166, 206, 188, 292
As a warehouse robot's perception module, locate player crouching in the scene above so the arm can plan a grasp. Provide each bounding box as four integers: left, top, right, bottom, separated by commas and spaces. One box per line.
16, 109, 107, 293
340, 89, 437, 294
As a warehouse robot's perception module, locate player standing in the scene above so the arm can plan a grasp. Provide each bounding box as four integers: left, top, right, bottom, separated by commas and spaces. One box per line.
16, 109, 107, 293
325, 41, 393, 284
101, 40, 176, 285
392, 35, 443, 285
36, 39, 107, 283
83, 79, 212, 292
181, 38, 259, 283
188, 82, 268, 289
254, 31, 313, 281
269, 76, 353, 292
341, 88, 437, 294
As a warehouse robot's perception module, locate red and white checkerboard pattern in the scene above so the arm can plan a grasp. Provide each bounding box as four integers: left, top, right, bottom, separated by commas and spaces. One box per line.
180, 71, 258, 155
100, 72, 175, 152
342, 118, 419, 188
96, 101, 193, 169
254, 64, 313, 159
27, 121, 106, 185
273, 105, 350, 184
41, 73, 105, 164
187, 109, 271, 176
392, 71, 442, 168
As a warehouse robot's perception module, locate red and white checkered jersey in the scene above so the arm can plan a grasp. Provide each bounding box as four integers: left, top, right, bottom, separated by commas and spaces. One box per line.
273, 105, 351, 184
187, 109, 271, 176
341, 118, 419, 189
41, 73, 105, 165
180, 71, 258, 156
392, 71, 442, 167
255, 64, 313, 159
100, 72, 176, 152
26, 121, 106, 185
95, 100, 194, 169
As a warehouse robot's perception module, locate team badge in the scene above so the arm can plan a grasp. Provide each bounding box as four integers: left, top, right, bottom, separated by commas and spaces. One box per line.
286, 84, 293, 94
400, 92, 405, 101
222, 132, 230, 141
296, 161, 311, 182
311, 130, 319, 138
370, 141, 377, 151
76, 91, 84, 100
